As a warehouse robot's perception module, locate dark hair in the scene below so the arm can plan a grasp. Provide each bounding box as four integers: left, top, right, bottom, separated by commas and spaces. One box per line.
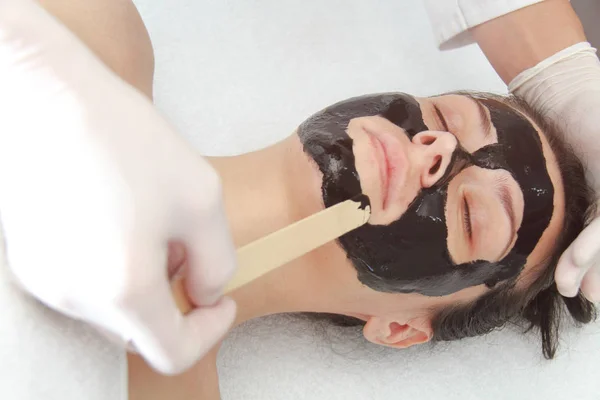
316, 92, 597, 359
429, 93, 597, 359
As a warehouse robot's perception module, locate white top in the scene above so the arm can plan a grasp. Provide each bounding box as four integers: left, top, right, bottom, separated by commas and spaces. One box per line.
423, 0, 544, 49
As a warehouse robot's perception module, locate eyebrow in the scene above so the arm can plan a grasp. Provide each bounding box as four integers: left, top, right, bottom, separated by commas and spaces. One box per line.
496, 180, 517, 256
471, 97, 493, 139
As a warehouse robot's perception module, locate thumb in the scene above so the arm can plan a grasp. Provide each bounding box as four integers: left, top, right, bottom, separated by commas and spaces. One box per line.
128, 287, 236, 375
170, 296, 236, 372
182, 200, 237, 306
123, 237, 236, 375
579, 268, 600, 303
555, 216, 600, 297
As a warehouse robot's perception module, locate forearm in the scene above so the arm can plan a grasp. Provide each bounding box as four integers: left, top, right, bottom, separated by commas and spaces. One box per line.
471, 0, 586, 83
36, 0, 155, 98
128, 344, 222, 400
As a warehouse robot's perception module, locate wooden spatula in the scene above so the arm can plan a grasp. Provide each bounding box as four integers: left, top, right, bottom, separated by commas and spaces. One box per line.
171, 196, 370, 314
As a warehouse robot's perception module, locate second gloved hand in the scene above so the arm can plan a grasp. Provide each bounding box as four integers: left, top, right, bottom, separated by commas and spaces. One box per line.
510, 42, 600, 302
0, 0, 236, 374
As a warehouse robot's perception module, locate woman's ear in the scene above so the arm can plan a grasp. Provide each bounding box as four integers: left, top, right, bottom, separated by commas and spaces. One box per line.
362, 316, 432, 349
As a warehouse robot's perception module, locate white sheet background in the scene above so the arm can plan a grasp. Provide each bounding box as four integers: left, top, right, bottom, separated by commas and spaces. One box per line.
0, 232, 125, 399
130, 0, 600, 399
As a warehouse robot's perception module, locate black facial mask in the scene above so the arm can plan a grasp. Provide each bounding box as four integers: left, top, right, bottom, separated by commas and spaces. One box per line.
298, 93, 554, 296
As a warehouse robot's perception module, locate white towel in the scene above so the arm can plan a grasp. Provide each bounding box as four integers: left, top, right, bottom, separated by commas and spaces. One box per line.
0, 226, 126, 399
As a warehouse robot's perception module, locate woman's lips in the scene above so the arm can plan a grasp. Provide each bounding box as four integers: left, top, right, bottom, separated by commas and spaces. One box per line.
364, 127, 407, 211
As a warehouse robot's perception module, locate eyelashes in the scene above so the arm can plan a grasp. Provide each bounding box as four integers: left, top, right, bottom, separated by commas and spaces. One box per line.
433, 103, 450, 132
463, 197, 473, 239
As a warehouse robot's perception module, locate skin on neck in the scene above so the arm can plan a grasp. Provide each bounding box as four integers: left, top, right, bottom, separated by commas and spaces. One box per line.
209, 134, 344, 326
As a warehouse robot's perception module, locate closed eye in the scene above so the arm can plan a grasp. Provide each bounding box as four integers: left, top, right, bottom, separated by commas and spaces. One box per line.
433, 104, 450, 132
463, 197, 472, 239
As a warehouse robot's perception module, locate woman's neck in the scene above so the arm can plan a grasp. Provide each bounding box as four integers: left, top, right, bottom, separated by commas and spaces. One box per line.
207, 135, 327, 325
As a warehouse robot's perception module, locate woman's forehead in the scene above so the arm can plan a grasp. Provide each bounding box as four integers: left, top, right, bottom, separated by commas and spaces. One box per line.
434, 93, 565, 283
510, 108, 566, 286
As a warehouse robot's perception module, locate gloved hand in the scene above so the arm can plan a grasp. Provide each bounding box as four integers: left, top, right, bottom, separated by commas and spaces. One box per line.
509, 42, 600, 302
0, 0, 236, 374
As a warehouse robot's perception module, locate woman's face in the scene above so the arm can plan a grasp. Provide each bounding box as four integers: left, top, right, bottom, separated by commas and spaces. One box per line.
348, 95, 527, 265
296, 92, 565, 349
298, 93, 563, 297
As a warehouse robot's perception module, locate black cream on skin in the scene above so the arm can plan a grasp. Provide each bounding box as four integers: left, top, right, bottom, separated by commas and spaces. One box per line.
298, 93, 554, 296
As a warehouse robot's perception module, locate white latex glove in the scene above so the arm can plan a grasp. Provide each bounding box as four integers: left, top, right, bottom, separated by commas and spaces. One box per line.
0, 0, 236, 374
509, 42, 600, 302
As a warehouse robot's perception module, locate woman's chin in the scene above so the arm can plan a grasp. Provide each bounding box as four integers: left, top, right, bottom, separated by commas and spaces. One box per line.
368, 203, 407, 225
358, 180, 408, 225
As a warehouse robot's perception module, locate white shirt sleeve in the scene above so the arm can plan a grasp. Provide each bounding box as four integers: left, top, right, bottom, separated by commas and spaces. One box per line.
423, 0, 544, 50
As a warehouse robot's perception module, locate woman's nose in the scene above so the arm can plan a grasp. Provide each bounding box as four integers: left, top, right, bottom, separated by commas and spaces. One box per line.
411, 131, 458, 188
